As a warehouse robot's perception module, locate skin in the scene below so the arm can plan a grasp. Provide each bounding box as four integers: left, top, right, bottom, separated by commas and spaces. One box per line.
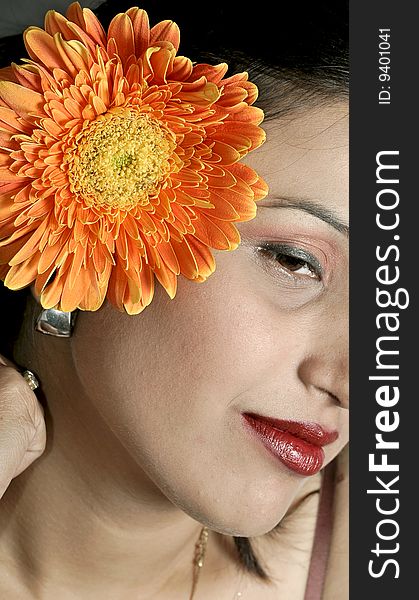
0, 100, 349, 599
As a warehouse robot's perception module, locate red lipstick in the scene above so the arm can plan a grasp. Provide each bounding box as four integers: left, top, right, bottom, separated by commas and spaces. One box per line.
242, 413, 339, 476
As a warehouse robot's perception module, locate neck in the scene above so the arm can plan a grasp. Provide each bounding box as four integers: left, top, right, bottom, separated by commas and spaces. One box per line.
0, 359, 203, 599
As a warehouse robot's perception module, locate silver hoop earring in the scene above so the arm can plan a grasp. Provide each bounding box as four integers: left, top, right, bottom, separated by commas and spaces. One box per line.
35, 308, 78, 338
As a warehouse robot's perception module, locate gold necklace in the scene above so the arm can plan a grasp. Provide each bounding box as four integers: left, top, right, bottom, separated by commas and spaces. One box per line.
189, 526, 209, 600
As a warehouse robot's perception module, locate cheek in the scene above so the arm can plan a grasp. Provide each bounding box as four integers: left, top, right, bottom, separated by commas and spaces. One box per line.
68, 255, 323, 535
71, 255, 279, 429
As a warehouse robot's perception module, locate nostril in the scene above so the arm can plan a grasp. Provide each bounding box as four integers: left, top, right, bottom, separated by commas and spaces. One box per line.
318, 386, 342, 406
297, 357, 349, 408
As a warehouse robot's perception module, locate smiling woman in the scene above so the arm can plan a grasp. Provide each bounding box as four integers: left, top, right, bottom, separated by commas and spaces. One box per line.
0, 1, 349, 599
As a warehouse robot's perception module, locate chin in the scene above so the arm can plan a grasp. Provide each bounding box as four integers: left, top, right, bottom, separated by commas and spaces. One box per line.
196, 506, 289, 538
177, 482, 294, 538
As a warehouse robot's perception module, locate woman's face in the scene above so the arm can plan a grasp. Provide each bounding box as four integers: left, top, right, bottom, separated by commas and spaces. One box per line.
37, 101, 349, 536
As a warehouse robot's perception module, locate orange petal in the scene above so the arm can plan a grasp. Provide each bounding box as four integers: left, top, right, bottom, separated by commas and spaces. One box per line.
123, 214, 140, 240
153, 259, 177, 299
34, 262, 56, 295
157, 240, 180, 275
8, 219, 50, 266
122, 277, 142, 313
67, 243, 86, 289
60, 272, 87, 311
202, 191, 240, 221
148, 47, 175, 83
127, 8, 150, 55
45, 9, 75, 39
0, 67, 16, 82
210, 140, 241, 166
0, 230, 33, 264
189, 62, 228, 84
210, 186, 256, 220
0, 197, 13, 221
178, 81, 220, 106
0, 81, 44, 117
204, 215, 241, 248
229, 163, 261, 187
65, 2, 85, 28
0, 106, 27, 133
205, 168, 237, 188
54, 35, 90, 77
92, 95, 107, 115
37, 239, 64, 274
92, 241, 115, 275
121, 266, 153, 314
66, 3, 106, 47
138, 263, 154, 307
0, 181, 21, 196
12, 64, 42, 92
251, 176, 269, 201
24, 27, 66, 71
210, 130, 251, 154
218, 86, 249, 107
185, 235, 216, 278
227, 105, 264, 125
40, 267, 64, 309
169, 236, 198, 279
63, 96, 83, 118
0, 166, 23, 182
45, 11, 97, 56
73, 261, 108, 312
191, 212, 240, 250
150, 20, 180, 52
108, 13, 135, 64
169, 56, 193, 81
0, 152, 12, 168
107, 260, 128, 311
4, 250, 40, 289
116, 230, 131, 271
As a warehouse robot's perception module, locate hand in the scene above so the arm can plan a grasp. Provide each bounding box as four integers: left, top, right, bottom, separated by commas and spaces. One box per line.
0, 356, 46, 499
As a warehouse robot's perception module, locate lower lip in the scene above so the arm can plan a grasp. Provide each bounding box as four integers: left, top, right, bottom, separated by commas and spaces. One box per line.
242, 414, 328, 476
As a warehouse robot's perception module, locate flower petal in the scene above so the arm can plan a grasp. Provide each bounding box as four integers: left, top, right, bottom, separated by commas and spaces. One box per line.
0, 81, 44, 117
108, 13, 135, 64
150, 20, 180, 52
4, 250, 40, 289
185, 235, 216, 279
66, 2, 107, 47
157, 240, 180, 275
0, 67, 16, 83
0, 3, 267, 315
127, 7, 150, 55
40, 268, 65, 309
24, 27, 67, 71
153, 259, 177, 299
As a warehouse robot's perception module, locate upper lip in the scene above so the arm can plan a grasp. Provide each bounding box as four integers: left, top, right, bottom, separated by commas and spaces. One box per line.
243, 413, 339, 447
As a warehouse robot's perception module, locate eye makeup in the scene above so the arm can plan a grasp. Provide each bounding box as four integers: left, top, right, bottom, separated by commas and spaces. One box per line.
255, 242, 323, 281
235, 205, 348, 309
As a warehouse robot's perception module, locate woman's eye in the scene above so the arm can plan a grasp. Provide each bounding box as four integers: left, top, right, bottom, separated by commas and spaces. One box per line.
256, 244, 323, 281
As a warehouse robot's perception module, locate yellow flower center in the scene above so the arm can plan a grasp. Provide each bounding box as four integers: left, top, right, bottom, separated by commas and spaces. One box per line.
68, 111, 176, 210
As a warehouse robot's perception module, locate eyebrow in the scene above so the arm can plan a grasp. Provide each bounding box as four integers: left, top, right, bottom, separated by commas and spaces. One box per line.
258, 197, 349, 236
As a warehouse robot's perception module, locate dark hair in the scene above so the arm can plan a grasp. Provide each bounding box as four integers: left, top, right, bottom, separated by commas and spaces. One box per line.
0, 0, 348, 581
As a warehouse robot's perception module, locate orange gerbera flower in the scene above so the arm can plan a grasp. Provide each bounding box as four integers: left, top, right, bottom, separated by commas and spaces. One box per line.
0, 3, 267, 314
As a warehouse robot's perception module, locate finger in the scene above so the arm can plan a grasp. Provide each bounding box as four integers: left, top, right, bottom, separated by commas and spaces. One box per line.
0, 364, 46, 498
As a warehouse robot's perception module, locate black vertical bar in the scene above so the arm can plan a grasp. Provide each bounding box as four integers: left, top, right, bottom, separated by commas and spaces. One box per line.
350, 0, 418, 597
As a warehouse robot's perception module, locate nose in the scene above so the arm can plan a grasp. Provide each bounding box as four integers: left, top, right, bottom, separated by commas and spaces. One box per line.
298, 348, 349, 409
297, 291, 349, 409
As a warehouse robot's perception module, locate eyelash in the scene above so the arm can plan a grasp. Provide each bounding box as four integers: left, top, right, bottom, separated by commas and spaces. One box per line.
255, 243, 323, 281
